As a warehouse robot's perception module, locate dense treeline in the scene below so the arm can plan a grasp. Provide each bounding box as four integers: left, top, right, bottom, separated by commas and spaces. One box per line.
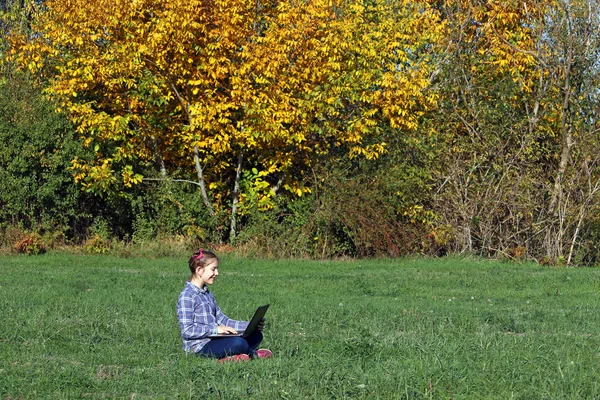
1, 0, 600, 265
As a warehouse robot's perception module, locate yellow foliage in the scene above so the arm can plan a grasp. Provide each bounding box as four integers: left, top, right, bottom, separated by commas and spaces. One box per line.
8, 0, 444, 208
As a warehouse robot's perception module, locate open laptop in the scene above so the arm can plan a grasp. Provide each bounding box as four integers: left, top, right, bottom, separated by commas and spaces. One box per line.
208, 304, 269, 338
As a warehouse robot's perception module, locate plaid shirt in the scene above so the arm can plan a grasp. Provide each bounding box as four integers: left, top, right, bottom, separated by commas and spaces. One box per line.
176, 281, 249, 353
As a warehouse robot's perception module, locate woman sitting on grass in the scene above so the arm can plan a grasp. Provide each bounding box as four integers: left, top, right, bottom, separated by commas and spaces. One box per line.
176, 249, 272, 363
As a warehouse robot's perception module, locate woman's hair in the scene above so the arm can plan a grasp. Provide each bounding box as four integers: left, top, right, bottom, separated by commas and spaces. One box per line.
188, 249, 219, 277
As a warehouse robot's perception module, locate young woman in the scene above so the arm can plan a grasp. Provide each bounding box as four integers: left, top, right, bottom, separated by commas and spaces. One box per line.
176, 249, 272, 363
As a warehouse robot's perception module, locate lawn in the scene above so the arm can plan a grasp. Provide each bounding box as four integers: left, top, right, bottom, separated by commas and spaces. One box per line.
1, 254, 599, 399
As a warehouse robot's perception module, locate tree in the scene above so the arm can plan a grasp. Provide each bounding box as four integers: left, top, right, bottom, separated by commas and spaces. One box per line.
431, 0, 600, 264
8, 0, 444, 241
429, 0, 548, 256
534, 0, 600, 263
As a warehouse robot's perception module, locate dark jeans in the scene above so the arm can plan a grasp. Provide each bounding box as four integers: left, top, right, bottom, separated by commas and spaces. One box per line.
197, 330, 263, 359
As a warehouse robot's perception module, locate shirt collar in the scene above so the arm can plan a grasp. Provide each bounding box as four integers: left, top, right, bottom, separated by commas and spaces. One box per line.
187, 280, 209, 294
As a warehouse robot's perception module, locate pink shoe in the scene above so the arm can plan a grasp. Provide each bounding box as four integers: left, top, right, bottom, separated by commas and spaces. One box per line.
254, 349, 273, 359
218, 354, 250, 364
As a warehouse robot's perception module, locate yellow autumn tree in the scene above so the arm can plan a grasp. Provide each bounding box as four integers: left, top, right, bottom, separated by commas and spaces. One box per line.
8, 0, 444, 238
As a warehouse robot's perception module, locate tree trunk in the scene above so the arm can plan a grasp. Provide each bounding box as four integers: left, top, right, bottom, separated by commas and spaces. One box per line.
547, 81, 573, 217
151, 136, 167, 178
193, 146, 215, 217
229, 150, 244, 241
545, 11, 575, 259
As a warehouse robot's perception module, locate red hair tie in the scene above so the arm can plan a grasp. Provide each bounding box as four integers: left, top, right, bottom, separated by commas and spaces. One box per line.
195, 251, 203, 261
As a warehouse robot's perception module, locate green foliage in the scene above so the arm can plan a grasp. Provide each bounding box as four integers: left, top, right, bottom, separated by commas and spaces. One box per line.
88, 217, 111, 240
130, 178, 218, 245
235, 194, 342, 258
0, 73, 91, 234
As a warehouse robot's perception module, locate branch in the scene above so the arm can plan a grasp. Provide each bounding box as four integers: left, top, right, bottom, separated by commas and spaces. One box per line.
143, 56, 192, 120
142, 177, 202, 187
490, 25, 548, 69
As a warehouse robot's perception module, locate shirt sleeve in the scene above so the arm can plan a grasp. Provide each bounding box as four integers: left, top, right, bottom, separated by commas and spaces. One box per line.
215, 302, 249, 331
177, 292, 218, 339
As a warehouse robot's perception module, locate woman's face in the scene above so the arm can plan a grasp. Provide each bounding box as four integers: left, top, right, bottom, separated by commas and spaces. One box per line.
197, 260, 219, 285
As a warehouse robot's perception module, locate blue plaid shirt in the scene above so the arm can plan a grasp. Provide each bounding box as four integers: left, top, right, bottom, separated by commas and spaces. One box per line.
176, 281, 249, 353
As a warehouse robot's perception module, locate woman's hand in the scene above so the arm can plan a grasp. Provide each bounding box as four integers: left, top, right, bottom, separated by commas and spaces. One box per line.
257, 318, 265, 332
217, 325, 238, 335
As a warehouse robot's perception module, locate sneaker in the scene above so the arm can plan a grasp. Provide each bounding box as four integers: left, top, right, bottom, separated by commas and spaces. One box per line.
218, 354, 250, 364
254, 349, 273, 359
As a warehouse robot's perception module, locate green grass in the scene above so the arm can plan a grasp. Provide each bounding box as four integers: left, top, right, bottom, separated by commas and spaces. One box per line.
1, 255, 600, 399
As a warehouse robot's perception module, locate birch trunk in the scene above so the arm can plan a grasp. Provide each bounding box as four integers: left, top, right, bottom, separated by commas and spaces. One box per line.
229, 151, 243, 240
193, 146, 215, 217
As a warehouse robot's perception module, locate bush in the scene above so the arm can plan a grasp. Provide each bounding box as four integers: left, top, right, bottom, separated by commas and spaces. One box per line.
0, 225, 26, 248
235, 158, 434, 258
84, 234, 110, 254
316, 169, 429, 257
235, 194, 330, 258
13, 233, 46, 255
130, 178, 218, 244
0, 72, 93, 237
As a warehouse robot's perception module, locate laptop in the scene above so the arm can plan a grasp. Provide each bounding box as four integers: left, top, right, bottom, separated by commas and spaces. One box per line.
208, 304, 270, 338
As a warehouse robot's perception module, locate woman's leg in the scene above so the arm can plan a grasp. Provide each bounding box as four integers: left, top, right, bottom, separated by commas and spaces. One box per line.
244, 330, 264, 355
197, 337, 251, 359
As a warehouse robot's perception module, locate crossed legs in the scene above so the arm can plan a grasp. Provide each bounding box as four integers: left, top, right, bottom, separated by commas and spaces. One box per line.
197, 331, 263, 359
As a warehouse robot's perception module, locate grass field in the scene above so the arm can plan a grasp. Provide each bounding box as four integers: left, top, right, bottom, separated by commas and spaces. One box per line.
1, 254, 599, 399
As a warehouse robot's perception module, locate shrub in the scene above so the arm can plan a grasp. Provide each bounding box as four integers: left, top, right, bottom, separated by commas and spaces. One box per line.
0, 73, 92, 235
84, 234, 110, 254
1, 225, 26, 248
130, 178, 219, 243
235, 158, 434, 258
13, 233, 46, 255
